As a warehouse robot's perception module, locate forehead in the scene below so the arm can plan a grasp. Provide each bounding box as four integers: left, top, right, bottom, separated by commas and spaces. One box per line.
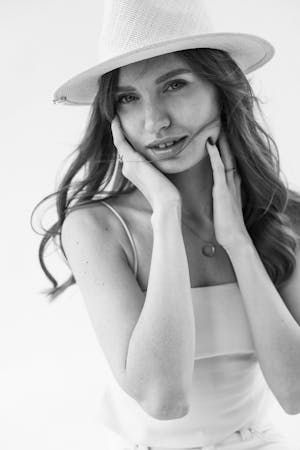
118, 52, 191, 84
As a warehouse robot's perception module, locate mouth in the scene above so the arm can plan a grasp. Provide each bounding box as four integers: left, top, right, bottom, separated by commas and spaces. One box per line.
147, 115, 221, 161
148, 137, 188, 158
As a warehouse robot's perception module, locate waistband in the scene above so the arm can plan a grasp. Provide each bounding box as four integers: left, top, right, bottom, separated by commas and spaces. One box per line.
129, 425, 275, 449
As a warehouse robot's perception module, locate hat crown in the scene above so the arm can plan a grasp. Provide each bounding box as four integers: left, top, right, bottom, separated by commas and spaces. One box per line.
98, 0, 213, 61
53, 0, 275, 105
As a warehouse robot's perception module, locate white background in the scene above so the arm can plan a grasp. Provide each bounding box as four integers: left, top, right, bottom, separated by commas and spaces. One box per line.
1, 0, 300, 449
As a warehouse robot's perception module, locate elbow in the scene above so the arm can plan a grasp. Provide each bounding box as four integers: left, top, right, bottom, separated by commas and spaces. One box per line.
141, 401, 190, 420
280, 390, 300, 415
282, 402, 300, 415
282, 399, 300, 415
123, 371, 191, 419
139, 393, 190, 420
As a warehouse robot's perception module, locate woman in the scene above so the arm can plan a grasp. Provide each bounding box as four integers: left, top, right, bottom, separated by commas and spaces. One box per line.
32, 0, 300, 448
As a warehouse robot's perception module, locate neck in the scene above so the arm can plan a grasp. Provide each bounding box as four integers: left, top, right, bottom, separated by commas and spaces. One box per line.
166, 154, 214, 230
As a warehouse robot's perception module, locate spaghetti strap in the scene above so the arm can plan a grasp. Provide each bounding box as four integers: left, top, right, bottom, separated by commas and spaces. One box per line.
101, 200, 138, 279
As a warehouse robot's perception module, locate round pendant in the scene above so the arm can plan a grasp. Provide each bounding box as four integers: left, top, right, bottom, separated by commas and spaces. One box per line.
202, 244, 216, 257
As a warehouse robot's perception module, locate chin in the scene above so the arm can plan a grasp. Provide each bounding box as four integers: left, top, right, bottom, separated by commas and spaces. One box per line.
153, 153, 206, 173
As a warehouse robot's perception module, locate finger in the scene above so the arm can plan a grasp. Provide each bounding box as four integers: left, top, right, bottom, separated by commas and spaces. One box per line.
206, 139, 227, 186
218, 131, 237, 170
237, 175, 243, 209
111, 116, 126, 148
217, 131, 240, 195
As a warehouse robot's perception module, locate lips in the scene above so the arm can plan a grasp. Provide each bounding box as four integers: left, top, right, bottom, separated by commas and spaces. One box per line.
149, 136, 186, 150
147, 136, 187, 149
146, 115, 221, 160
148, 136, 188, 159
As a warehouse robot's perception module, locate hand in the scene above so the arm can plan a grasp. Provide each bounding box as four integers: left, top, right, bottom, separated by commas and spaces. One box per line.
206, 131, 252, 253
111, 115, 182, 212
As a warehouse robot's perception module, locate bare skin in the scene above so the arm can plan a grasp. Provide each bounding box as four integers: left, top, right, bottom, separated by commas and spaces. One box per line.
106, 52, 237, 290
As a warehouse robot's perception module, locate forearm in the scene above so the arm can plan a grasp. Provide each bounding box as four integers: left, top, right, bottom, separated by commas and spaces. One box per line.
125, 203, 195, 418
228, 241, 300, 413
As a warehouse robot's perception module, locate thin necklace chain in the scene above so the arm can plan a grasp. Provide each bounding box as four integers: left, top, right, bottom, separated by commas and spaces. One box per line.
181, 215, 218, 257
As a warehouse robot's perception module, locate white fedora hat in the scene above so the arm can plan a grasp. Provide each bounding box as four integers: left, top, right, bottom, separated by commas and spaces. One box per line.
53, 0, 275, 106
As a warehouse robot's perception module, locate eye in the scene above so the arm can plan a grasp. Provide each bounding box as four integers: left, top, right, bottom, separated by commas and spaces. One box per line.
115, 80, 187, 106
116, 94, 137, 105
165, 79, 187, 91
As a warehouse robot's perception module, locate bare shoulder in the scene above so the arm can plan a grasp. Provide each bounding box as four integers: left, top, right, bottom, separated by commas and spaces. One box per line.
61, 202, 114, 265
61, 199, 132, 295
62, 200, 110, 232
62, 195, 135, 257
62, 197, 124, 234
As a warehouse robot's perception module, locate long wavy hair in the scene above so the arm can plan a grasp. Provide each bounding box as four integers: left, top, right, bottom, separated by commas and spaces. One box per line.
31, 48, 300, 301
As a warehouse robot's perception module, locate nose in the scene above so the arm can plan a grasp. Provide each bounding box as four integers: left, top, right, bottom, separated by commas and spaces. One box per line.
143, 100, 171, 134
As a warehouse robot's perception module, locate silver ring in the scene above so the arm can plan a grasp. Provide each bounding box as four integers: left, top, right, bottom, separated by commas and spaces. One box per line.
117, 153, 123, 163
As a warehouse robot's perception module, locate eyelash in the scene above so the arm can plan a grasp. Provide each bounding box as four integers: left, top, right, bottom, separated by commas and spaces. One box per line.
116, 80, 187, 105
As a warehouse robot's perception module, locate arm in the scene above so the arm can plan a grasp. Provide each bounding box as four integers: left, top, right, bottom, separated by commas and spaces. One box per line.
205, 133, 300, 415
125, 203, 196, 420
61, 203, 195, 421
227, 241, 300, 415
67, 115, 196, 420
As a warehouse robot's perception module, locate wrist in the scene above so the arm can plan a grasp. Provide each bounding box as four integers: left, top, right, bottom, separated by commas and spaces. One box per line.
225, 236, 254, 261
151, 201, 182, 226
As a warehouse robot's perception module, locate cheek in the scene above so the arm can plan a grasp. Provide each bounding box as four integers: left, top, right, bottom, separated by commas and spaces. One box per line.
174, 93, 219, 130
120, 127, 145, 156
118, 113, 149, 154
117, 115, 137, 144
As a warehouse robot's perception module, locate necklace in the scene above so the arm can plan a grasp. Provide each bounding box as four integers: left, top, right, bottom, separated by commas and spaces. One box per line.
181, 216, 217, 257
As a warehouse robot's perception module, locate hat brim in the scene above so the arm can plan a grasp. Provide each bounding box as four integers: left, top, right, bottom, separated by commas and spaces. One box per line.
53, 32, 275, 106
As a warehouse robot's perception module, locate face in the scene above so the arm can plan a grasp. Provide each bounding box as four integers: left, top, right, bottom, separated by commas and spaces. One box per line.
114, 52, 221, 173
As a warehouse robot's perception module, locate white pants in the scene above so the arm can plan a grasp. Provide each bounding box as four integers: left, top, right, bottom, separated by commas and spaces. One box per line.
125, 425, 297, 449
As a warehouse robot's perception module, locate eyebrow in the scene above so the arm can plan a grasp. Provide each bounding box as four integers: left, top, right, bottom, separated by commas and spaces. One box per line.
116, 68, 193, 92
